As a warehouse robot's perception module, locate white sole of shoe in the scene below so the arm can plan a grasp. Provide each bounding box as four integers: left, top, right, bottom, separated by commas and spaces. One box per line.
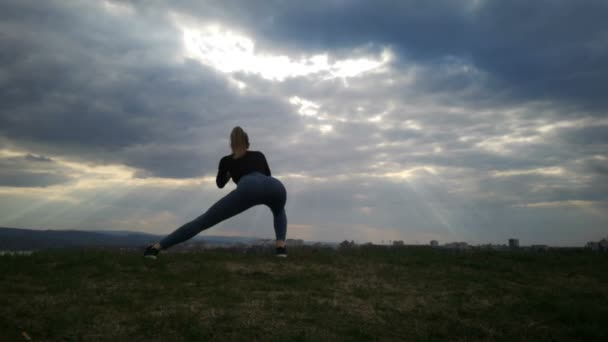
144, 255, 157, 260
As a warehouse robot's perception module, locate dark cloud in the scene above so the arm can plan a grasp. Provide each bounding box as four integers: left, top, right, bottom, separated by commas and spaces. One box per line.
126, 145, 217, 179
0, 172, 69, 188
557, 125, 608, 146
582, 158, 608, 177
0, 155, 71, 187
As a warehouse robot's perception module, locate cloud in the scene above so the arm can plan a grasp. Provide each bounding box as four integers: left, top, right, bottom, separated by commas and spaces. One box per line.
0, 154, 71, 187
157, 0, 608, 111
0, 1, 299, 178
0, 0, 606, 245
25, 154, 53, 163
558, 125, 608, 146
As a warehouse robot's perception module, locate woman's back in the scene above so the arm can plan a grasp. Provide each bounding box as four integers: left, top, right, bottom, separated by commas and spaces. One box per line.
217, 150, 271, 187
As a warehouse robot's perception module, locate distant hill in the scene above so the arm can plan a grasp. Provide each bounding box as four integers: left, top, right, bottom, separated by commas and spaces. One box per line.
0, 227, 260, 250
0, 227, 160, 250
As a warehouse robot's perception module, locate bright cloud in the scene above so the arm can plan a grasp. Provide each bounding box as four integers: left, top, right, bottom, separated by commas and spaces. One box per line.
180, 23, 392, 81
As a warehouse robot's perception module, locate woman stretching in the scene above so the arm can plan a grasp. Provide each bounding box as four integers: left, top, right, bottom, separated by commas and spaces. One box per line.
143, 126, 288, 259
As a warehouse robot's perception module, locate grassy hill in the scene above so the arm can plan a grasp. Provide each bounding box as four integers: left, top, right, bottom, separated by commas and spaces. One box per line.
1, 246, 607, 341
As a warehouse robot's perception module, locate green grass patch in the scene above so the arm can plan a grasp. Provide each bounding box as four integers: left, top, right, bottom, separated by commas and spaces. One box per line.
1, 247, 607, 341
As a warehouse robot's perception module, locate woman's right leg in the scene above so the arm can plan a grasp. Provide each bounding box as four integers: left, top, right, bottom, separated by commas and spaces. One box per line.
159, 188, 256, 250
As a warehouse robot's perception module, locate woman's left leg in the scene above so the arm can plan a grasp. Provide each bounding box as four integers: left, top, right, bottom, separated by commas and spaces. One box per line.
159, 188, 256, 250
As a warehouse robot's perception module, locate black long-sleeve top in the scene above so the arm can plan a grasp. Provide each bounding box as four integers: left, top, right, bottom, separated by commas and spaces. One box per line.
216, 150, 271, 188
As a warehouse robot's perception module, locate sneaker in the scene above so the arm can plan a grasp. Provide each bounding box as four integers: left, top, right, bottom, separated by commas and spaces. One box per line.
276, 246, 287, 258
143, 244, 160, 259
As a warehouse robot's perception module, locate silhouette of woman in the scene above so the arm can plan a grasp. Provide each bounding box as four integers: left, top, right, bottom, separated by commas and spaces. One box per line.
144, 126, 288, 258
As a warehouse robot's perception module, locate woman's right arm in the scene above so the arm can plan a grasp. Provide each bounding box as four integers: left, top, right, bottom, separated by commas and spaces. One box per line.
261, 152, 271, 176
216, 157, 230, 188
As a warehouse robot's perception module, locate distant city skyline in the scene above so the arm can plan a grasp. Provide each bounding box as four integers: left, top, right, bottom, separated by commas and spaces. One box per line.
1, 1, 607, 246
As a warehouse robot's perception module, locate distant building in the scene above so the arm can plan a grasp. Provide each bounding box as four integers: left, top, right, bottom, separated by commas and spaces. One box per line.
339, 240, 356, 249
586, 238, 608, 252
444, 242, 468, 250
393, 240, 404, 246
255, 239, 275, 247
600, 239, 608, 251
286, 239, 304, 246
586, 242, 599, 251
479, 244, 508, 251
530, 244, 549, 252
509, 239, 519, 249
0, 250, 33, 256
430, 240, 439, 247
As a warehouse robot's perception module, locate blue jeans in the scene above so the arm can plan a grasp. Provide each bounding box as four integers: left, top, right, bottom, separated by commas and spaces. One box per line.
159, 172, 287, 249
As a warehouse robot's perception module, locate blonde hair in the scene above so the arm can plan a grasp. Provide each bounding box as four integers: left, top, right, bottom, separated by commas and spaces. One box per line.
230, 126, 250, 152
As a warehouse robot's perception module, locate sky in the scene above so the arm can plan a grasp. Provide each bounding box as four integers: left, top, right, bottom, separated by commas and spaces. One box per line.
1, 0, 607, 246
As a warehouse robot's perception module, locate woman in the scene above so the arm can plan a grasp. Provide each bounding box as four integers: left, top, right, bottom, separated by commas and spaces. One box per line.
143, 126, 288, 259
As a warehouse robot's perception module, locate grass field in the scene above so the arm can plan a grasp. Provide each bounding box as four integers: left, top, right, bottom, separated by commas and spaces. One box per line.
1, 246, 607, 341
